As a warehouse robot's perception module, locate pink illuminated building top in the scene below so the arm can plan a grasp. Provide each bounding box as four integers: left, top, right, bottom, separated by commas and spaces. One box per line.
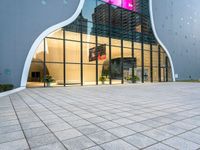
102, 0, 136, 11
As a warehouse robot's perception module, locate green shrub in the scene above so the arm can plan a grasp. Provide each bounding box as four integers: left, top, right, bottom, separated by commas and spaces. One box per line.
127, 75, 140, 82
42, 75, 55, 83
99, 76, 106, 82
0, 84, 14, 92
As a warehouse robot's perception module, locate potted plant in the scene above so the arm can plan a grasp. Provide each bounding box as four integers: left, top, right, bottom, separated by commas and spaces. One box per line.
43, 75, 55, 87
99, 76, 106, 85
126, 75, 140, 83
134, 75, 140, 83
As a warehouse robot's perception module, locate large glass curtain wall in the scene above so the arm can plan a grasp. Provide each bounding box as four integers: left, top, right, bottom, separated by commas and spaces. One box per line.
27, 0, 172, 87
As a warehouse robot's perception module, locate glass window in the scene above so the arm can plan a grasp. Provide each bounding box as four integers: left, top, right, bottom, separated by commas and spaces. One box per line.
153, 67, 159, 82
33, 40, 44, 62
65, 30, 81, 41
111, 46, 121, 84
144, 50, 150, 67
152, 51, 158, 67
47, 29, 63, 39
83, 43, 96, 64
66, 64, 80, 85
82, 0, 96, 22
46, 63, 64, 86
66, 41, 80, 63
83, 65, 96, 85
82, 22, 96, 43
46, 39, 63, 63
134, 50, 141, 67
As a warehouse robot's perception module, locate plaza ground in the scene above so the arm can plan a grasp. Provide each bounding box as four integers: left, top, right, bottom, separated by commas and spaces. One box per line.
1, 83, 200, 150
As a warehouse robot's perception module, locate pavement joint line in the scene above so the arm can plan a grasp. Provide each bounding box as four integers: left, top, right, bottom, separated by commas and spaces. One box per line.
16, 93, 69, 150
8, 95, 31, 150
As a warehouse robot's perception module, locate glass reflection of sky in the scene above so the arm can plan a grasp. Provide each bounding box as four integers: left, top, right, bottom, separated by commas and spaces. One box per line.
103, 0, 136, 11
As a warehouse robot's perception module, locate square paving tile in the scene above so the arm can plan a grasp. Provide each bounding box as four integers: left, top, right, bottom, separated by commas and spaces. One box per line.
63, 135, 96, 150
144, 143, 175, 150
68, 119, 91, 128
179, 131, 200, 145
77, 124, 103, 135
31, 142, 66, 150
101, 139, 138, 150
170, 121, 197, 130
125, 123, 152, 132
48, 123, 72, 132
96, 121, 120, 130
0, 139, 29, 150
55, 128, 82, 141
157, 124, 185, 135
86, 146, 103, 150
0, 131, 24, 144
88, 131, 117, 145
108, 127, 136, 138
163, 137, 200, 150
142, 129, 174, 141
191, 127, 200, 134
0, 124, 21, 134
27, 133, 58, 148
112, 118, 134, 125
123, 133, 157, 149
24, 126, 50, 138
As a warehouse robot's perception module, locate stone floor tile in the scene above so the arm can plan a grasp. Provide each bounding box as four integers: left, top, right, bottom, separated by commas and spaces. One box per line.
144, 143, 175, 150
31, 142, 66, 150
108, 126, 136, 138
152, 117, 175, 124
123, 133, 157, 149
101, 139, 138, 150
27, 133, 58, 148
140, 119, 165, 128
55, 128, 82, 141
96, 121, 120, 130
170, 121, 197, 130
112, 118, 134, 125
142, 129, 174, 141
86, 117, 107, 124
68, 119, 91, 128
24, 126, 50, 138
0, 119, 19, 128
88, 131, 117, 145
101, 114, 121, 120
0, 139, 29, 150
63, 135, 96, 150
86, 146, 103, 150
0, 124, 21, 134
0, 131, 24, 144
157, 124, 185, 135
125, 123, 152, 132
48, 123, 72, 132
163, 137, 200, 150
21, 121, 45, 130
191, 127, 200, 134
179, 131, 200, 144
77, 124, 103, 135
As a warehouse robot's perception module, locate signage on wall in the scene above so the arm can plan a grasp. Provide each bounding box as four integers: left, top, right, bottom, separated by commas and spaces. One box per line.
89, 44, 106, 62
102, 0, 136, 11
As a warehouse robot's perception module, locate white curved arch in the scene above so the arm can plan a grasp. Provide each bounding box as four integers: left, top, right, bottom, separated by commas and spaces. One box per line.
149, 0, 175, 81
20, 0, 85, 87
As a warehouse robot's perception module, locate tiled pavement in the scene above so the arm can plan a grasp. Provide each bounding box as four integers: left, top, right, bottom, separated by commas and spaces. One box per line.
1, 83, 200, 150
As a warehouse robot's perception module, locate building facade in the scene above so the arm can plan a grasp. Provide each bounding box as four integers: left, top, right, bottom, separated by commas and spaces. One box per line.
0, 0, 200, 88
27, 0, 172, 87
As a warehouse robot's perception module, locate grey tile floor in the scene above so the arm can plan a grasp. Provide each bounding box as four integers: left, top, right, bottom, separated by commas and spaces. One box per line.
1, 83, 200, 150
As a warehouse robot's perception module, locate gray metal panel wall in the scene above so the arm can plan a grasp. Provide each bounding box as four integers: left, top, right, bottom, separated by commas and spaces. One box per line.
152, 0, 200, 80
0, 0, 81, 87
